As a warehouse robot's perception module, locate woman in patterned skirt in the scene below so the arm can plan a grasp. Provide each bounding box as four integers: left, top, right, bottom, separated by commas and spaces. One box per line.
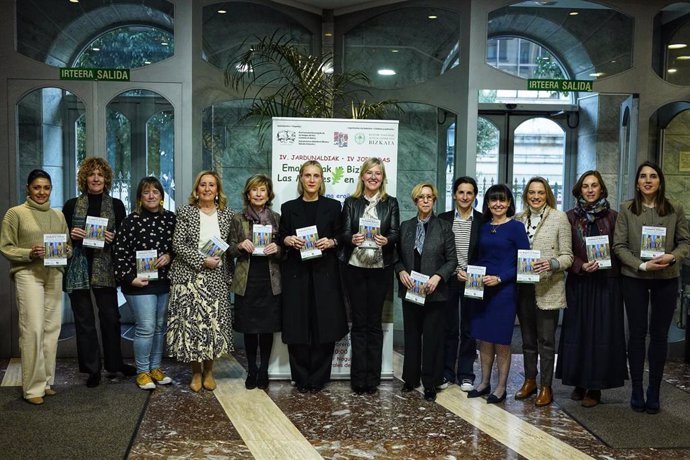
167, 171, 234, 392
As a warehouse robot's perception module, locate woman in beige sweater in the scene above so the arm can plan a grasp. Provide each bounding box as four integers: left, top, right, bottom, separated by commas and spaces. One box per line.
514, 177, 573, 407
0, 169, 71, 405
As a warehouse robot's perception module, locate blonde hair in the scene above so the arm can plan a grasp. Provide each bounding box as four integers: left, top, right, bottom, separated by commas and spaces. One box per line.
188, 170, 228, 210
296, 160, 326, 196
242, 174, 275, 208
522, 176, 556, 210
351, 157, 389, 201
410, 182, 438, 203
77, 157, 113, 193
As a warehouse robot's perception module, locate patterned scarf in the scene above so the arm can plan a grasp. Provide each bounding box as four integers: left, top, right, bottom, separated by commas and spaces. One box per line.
415, 214, 432, 254
573, 196, 610, 240
243, 205, 278, 244
351, 193, 383, 267
65, 194, 116, 292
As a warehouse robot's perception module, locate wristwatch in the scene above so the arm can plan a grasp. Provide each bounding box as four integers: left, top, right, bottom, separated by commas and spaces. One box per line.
496, 276, 502, 284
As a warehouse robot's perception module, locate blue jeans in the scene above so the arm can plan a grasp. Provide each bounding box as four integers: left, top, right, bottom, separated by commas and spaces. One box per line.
125, 293, 169, 374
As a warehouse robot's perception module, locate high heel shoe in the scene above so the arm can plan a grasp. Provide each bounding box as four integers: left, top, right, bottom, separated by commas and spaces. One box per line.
487, 391, 506, 404
630, 386, 645, 413
467, 385, 491, 398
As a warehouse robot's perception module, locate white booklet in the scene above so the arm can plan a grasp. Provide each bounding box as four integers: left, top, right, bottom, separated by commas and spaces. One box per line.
252, 224, 272, 256
464, 265, 486, 299
43, 234, 67, 266
585, 235, 612, 269
405, 270, 430, 305
359, 217, 381, 249
200, 235, 229, 258
517, 249, 541, 283
640, 226, 666, 260
136, 249, 159, 280
296, 225, 322, 260
83, 216, 108, 248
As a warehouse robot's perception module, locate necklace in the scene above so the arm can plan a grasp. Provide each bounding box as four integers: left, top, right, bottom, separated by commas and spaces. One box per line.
490, 218, 508, 234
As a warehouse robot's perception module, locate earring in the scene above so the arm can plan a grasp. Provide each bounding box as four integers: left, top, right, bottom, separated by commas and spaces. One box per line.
137, 200, 142, 208
214, 195, 219, 203
159, 200, 164, 206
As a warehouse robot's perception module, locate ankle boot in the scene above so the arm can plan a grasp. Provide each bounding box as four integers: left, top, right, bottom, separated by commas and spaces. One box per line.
630, 383, 645, 412
535, 386, 553, 407
190, 362, 202, 392
202, 360, 216, 391
646, 384, 660, 414
515, 378, 537, 400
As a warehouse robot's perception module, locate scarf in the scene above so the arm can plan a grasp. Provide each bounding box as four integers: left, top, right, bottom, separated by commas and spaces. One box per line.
573, 196, 610, 241
65, 194, 116, 292
415, 214, 432, 254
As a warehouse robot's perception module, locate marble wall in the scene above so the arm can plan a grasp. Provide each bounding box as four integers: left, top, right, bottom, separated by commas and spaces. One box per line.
661, 111, 690, 217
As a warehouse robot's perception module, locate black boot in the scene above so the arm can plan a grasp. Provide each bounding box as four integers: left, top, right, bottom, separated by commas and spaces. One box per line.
630, 382, 645, 412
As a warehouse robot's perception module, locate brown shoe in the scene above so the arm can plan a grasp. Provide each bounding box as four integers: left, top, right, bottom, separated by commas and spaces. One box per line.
44, 388, 57, 396
535, 386, 553, 407
202, 360, 216, 391
26, 397, 44, 405
515, 379, 538, 400
582, 390, 601, 408
570, 386, 585, 401
190, 362, 202, 392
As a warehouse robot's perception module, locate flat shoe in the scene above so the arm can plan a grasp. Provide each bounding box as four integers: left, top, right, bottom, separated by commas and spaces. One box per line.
401, 383, 416, 393
487, 392, 506, 404
467, 385, 491, 398
44, 388, 56, 396
424, 388, 436, 401
86, 373, 101, 388
26, 397, 44, 405
570, 386, 585, 401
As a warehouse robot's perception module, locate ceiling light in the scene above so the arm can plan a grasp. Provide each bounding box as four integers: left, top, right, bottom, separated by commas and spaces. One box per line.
668, 43, 687, 49
378, 69, 396, 76
391, 49, 399, 53
589, 72, 605, 77
323, 65, 334, 74
161, 42, 168, 46
676, 55, 690, 60
217, 9, 227, 14
324, 32, 333, 37
69, 0, 79, 3
668, 68, 678, 73
569, 11, 578, 16
144, 60, 152, 65
92, 47, 100, 51
428, 15, 438, 19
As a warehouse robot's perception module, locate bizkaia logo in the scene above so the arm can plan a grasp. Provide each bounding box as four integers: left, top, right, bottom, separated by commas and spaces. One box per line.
333, 132, 348, 147
276, 130, 296, 144
354, 133, 366, 144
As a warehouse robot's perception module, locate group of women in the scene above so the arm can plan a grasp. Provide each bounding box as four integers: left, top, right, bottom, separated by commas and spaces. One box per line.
2, 156, 688, 416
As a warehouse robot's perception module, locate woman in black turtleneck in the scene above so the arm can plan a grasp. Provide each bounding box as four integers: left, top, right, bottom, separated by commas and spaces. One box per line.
63, 156, 135, 387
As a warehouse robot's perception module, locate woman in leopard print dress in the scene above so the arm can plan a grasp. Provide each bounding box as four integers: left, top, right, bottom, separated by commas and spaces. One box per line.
167, 171, 234, 392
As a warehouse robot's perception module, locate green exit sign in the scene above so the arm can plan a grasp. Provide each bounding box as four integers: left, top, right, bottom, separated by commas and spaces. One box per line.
528, 79, 593, 92
59, 68, 130, 81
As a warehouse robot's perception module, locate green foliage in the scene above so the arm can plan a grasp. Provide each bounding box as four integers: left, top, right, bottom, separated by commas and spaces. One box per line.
73, 26, 174, 69
224, 32, 400, 140
331, 166, 344, 185
534, 56, 568, 96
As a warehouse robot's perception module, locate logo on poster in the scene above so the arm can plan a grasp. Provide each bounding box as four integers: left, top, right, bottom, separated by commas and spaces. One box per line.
354, 133, 366, 144
276, 130, 296, 144
333, 132, 348, 147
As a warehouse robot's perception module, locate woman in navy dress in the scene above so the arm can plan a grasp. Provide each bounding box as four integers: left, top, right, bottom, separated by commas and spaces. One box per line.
466, 184, 529, 403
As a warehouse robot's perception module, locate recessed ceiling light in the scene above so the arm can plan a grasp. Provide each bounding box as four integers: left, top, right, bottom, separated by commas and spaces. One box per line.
144, 60, 152, 65
161, 42, 168, 46
92, 47, 100, 51
217, 9, 227, 14
324, 32, 333, 37
569, 11, 578, 16
377, 69, 396, 76
69, 0, 79, 3
428, 15, 438, 19
676, 55, 690, 60
391, 49, 399, 53
589, 72, 605, 77
668, 68, 678, 73
668, 43, 687, 49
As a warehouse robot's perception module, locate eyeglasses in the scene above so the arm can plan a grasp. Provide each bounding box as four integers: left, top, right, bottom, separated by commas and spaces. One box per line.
416, 195, 434, 202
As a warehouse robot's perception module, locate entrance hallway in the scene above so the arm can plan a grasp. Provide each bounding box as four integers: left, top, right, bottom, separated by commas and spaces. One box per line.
2, 352, 689, 459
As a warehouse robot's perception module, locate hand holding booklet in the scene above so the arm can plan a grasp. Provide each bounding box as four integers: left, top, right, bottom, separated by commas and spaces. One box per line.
136, 249, 159, 280
44, 234, 67, 266
359, 217, 381, 249
640, 226, 666, 260
296, 225, 322, 260
83, 216, 108, 248
405, 270, 429, 305
464, 265, 486, 299
517, 249, 540, 283
585, 235, 611, 269
252, 224, 272, 256
200, 235, 229, 258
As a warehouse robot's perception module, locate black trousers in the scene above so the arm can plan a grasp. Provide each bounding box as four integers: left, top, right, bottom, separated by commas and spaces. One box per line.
346, 265, 391, 388
443, 277, 477, 383
288, 342, 335, 388
402, 299, 445, 389
622, 276, 678, 390
68, 287, 124, 374
517, 285, 560, 387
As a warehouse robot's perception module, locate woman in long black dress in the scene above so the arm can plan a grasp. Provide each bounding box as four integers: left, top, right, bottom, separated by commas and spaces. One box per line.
279, 160, 348, 393
229, 174, 282, 390
556, 171, 627, 407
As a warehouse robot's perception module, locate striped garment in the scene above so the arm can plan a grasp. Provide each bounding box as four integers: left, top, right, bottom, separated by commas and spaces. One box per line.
452, 211, 473, 271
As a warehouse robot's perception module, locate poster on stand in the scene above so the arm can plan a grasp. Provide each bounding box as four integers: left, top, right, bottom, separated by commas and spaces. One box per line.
269, 116, 399, 380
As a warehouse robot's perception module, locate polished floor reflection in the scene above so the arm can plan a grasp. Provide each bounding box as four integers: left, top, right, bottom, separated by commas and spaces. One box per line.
2, 352, 690, 459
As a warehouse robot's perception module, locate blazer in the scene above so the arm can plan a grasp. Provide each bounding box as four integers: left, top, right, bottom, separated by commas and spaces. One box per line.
228, 209, 282, 296
168, 204, 234, 285
394, 214, 456, 303
278, 196, 348, 344
438, 208, 483, 272
515, 206, 573, 309
613, 199, 690, 279
338, 194, 400, 267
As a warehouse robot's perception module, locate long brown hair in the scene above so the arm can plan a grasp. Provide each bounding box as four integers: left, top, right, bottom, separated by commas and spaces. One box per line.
629, 161, 674, 216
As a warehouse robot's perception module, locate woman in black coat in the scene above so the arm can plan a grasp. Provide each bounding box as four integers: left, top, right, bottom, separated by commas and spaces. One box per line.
396, 182, 456, 401
339, 157, 400, 395
279, 160, 348, 393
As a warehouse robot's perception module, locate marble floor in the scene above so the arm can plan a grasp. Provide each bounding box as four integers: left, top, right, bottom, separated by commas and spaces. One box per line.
2, 353, 690, 459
